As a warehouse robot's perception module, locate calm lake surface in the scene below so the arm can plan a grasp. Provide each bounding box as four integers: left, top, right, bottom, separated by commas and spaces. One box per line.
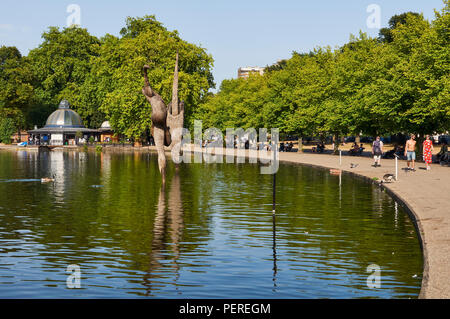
0, 150, 422, 298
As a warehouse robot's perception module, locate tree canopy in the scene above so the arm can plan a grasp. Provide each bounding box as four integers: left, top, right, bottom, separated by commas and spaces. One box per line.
95, 15, 214, 138
0, 46, 34, 132
0, 3, 448, 144
0, 15, 214, 140
197, 2, 450, 146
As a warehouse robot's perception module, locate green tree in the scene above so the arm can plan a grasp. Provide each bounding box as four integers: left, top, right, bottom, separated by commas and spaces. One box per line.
0, 46, 35, 130
404, 3, 450, 134
0, 118, 16, 144
94, 15, 214, 139
28, 26, 101, 126
198, 3, 449, 154
195, 74, 269, 132
378, 12, 421, 43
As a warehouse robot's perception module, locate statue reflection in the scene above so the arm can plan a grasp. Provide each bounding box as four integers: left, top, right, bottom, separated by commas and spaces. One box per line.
143, 172, 184, 296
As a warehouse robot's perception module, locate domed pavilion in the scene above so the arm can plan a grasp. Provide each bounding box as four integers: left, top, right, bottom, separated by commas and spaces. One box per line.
98, 121, 119, 143
28, 100, 99, 145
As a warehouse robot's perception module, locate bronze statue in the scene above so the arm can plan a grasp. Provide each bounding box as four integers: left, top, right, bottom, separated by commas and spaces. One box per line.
142, 52, 184, 185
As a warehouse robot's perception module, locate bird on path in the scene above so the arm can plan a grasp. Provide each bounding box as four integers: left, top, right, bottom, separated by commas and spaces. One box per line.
382, 174, 395, 183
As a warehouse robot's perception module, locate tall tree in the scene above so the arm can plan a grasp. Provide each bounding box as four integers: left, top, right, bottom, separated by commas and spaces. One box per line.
95, 15, 214, 139
0, 46, 34, 131
28, 26, 101, 126
378, 12, 421, 43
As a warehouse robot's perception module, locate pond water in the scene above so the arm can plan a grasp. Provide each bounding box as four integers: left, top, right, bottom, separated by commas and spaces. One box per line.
0, 150, 422, 298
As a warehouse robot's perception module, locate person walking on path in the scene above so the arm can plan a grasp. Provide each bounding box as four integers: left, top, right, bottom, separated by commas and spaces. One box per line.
405, 134, 417, 171
423, 135, 434, 170
372, 136, 384, 167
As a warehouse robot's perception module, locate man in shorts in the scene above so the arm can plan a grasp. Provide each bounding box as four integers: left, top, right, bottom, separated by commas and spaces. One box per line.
372, 136, 384, 167
404, 134, 417, 171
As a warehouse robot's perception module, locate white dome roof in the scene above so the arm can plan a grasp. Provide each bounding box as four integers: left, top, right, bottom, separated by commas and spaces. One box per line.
100, 121, 111, 129
44, 100, 85, 128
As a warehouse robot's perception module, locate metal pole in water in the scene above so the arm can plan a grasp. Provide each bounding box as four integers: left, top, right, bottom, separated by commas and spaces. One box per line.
271, 141, 277, 289
272, 211, 277, 289
272, 173, 276, 214
339, 150, 342, 167
272, 143, 276, 214
339, 171, 342, 207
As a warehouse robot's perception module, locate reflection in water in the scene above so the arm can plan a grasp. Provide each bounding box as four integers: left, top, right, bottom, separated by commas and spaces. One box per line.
272, 168, 277, 292
0, 179, 40, 183
42, 151, 66, 204
272, 213, 277, 292
145, 173, 184, 296
100, 152, 111, 184
0, 150, 423, 298
394, 201, 399, 229
339, 172, 342, 208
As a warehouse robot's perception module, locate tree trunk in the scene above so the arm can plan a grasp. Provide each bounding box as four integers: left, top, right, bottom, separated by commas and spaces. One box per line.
298, 137, 303, 153
416, 134, 424, 161
333, 134, 340, 155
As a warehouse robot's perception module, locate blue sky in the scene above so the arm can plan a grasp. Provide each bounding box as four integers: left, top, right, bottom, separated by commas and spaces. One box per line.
0, 0, 445, 87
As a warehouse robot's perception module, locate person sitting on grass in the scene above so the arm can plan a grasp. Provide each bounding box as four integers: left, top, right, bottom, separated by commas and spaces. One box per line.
349, 142, 360, 156
359, 144, 365, 155
317, 142, 325, 153
395, 145, 404, 158
286, 142, 293, 152
384, 145, 397, 159
437, 140, 448, 163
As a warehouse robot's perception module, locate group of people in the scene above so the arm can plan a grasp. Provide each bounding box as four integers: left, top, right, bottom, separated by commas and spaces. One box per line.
279, 142, 293, 152
348, 142, 365, 156
311, 141, 325, 153
372, 134, 448, 171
